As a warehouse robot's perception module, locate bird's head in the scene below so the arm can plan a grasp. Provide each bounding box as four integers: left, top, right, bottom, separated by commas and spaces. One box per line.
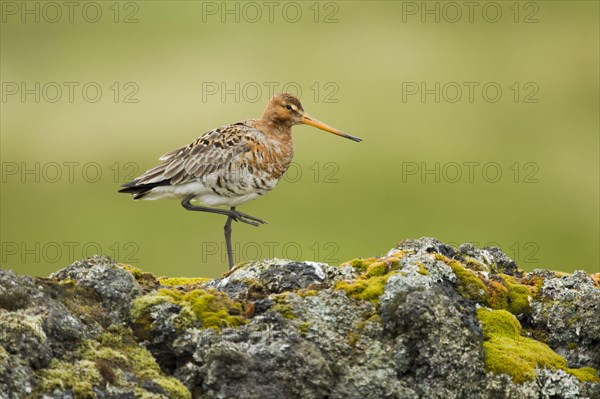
262, 93, 362, 142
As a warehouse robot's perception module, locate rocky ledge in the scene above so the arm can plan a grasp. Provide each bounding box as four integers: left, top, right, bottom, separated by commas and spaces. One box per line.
0, 238, 599, 399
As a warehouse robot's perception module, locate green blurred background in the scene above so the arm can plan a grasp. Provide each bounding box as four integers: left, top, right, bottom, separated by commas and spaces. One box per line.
1, 1, 598, 277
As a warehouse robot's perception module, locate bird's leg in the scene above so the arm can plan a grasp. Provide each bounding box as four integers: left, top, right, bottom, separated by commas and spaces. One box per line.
229, 209, 267, 225
181, 195, 266, 226
224, 213, 234, 269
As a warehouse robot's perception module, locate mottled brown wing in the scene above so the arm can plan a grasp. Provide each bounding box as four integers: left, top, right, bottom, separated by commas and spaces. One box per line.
131, 120, 258, 187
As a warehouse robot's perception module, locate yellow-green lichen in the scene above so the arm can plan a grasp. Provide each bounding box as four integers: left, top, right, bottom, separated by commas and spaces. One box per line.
269, 293, 297, 319
365, 261, 389, 277
342, 251, 404, 274
117, 263, 158, 286
159, 288, 247, 331
344, 258, 375, 273
567, 367, 600, 383
298, 322, 312, 335
335, 274, 392, 304
271, 303, 296, 319
485, 275, 535, 316
477, 308, 600, 383
501, 275, 532, 315
416, 262, 430, 276
132, 288, 246, 333
463, 256, 487, 271
36, 359, 102, 399
444, 257, 489, 303
158, 277, 211, 287
131, 293, 176, 340
77, 330, 191, 399
297, 289, 318, 298
335, 253, 406, 304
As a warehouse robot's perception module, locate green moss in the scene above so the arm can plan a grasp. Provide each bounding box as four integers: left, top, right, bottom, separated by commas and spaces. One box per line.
37, 359, 102, 399
132, 288, 246, 333
298, 322, 312, 335
568, 367, 600, 383
463, 256, 486, 271
416, 262, 430, 276
446, 258, 489, 304
335, 274, 392, 304
158, 277, 210, 287
477, 308, 600, 383
118, 263, 158, 287
364, 261, 388, 277
52, 280, 111, 328
271, 303, 296, 319
297, 289, 318, 297
502, 275, 532, 315
335, 253, 408, 304
159, 288, 247, 331
344, 258, 373, 273
268, 293, 297, 319
75, 329, 191, 399
130, 293, 175, 340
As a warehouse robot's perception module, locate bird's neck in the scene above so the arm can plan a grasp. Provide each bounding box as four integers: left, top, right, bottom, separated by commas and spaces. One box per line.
255, 118, 293, 139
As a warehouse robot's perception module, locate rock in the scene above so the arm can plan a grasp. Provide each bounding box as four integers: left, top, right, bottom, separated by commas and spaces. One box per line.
531, 270, 600, 369
0, 257, 189, 399
50, 256, 142, 323
0, 238, 598, 399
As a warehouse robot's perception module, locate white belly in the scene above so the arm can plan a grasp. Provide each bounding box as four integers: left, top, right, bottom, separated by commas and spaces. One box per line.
139, 171, 277, 208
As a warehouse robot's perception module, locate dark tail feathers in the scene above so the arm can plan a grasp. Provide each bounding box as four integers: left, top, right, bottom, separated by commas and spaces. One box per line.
118, 180, 171, 199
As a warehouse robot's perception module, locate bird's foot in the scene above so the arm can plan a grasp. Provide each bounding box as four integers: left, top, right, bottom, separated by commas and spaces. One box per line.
229, 210, 267, 227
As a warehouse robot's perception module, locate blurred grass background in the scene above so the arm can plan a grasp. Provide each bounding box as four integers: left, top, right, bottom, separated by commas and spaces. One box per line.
1, 1, 598, 277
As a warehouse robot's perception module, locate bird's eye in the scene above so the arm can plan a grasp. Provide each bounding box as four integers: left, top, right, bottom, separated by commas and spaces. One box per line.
285, 105, 293, 111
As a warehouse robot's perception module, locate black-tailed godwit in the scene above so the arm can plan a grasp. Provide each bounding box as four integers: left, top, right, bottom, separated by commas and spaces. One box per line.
119, 93, 361, 269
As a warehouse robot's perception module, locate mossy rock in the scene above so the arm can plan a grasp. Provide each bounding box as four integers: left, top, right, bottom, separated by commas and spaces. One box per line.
477, 308, 600, 383
335, 274, 392, 304
443, 256, 490, 304
158, 276, 211, 287
132, 288, 247, 333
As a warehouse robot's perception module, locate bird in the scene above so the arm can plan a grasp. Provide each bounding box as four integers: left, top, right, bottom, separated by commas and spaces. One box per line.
119, 93, 362, 269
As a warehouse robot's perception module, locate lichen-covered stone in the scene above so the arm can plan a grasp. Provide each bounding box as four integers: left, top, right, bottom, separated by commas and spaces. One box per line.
530, 270, 600, 370
0, 238, 598, 399
0, 257, 190, 399
50, 256, 142, 323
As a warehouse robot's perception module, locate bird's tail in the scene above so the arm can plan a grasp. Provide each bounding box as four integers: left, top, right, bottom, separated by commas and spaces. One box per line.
118, 180, 171, 200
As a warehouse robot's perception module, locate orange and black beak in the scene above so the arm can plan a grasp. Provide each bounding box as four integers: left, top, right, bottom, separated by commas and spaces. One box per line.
300, 114, 362, 142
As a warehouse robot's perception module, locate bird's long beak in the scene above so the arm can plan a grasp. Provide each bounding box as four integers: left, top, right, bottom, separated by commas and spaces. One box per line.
300, 114, 362, 142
